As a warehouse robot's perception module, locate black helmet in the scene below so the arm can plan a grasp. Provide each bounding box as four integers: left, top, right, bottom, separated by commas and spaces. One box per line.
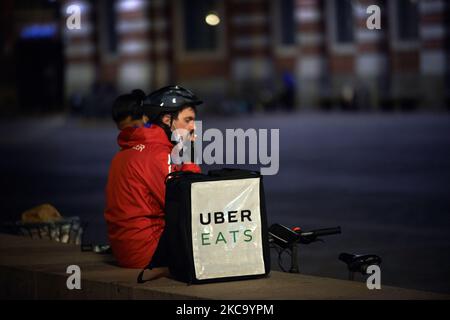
142, 85, 202, 116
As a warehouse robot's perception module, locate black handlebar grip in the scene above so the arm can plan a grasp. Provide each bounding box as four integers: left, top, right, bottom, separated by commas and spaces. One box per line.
306, 227, 341, 237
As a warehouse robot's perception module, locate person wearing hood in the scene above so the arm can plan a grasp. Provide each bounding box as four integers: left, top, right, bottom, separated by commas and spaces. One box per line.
104, 86, 201, 272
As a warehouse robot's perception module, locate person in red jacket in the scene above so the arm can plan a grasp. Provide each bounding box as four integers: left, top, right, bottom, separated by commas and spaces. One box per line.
104, 86, 202, 273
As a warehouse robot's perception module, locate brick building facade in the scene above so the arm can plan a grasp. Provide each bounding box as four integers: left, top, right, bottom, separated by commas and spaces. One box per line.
2, 0, 449, 113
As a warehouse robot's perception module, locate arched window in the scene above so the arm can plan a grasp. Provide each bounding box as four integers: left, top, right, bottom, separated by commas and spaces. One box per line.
280, 0, 295, 46
334, 0, 354, 44
396, 0, 419, 41
183, 0, 219, 51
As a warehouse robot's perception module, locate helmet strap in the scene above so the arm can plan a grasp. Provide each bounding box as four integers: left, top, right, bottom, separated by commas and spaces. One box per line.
157, 114, 178, 146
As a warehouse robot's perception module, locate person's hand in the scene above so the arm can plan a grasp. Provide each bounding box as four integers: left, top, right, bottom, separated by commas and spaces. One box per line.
189, 130, 197, 142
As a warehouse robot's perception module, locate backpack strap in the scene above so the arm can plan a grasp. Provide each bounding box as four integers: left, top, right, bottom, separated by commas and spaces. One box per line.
165, 170, 203, 183
136, 260, 163, 284
208, 168, 261, 178
136, 268, 148, 284
137, 229, 171, 283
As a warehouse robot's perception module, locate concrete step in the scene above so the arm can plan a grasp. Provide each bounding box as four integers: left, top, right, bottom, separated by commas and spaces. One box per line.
0, 233, 448, 300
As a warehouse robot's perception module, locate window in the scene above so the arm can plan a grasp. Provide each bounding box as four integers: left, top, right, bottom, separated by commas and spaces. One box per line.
280, 0, 295, 46
334, 0, 354, 44
105, 0, 117, 54
183, 0, 218, 51
396, 0, 419, 41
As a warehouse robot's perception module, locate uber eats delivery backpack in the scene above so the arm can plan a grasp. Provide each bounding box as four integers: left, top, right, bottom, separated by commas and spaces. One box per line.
163, 168, 271, 284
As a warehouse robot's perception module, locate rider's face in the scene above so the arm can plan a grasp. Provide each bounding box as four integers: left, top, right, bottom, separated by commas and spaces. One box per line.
171, 107, 196, 133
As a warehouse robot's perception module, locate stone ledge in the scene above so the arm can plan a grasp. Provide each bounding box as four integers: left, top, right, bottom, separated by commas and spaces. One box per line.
0, 233, 448, 300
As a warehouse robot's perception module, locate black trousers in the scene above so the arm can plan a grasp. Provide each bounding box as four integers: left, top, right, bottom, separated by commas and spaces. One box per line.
148, 228, 170, 269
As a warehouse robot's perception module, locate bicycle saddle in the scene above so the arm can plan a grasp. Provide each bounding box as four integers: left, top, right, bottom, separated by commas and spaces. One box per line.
339, 253, 382, 273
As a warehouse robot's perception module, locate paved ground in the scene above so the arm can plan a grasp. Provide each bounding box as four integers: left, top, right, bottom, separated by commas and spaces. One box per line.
0, 112, 449, 294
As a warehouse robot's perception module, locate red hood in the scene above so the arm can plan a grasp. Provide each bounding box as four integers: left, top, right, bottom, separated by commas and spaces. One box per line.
117, 124, 172, 150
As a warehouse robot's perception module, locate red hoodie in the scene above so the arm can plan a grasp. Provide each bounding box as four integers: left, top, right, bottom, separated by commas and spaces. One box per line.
104, 124, 200, 268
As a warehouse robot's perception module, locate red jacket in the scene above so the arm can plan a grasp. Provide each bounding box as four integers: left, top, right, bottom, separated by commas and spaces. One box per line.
104, 124, 200, 268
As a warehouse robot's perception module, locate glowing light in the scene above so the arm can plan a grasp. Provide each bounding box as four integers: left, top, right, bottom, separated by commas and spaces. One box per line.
21, 24, 57, 39
117, 0, 145, 12
205, 13, 220, 26
63, 2, 89, 14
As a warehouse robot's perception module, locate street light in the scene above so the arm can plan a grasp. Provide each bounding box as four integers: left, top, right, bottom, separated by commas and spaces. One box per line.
205, 12, 220, 26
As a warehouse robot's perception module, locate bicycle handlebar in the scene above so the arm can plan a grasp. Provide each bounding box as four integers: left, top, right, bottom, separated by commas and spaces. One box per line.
269, 224, 341, 247
299, 227, 341, 238
297, 226, 341, 244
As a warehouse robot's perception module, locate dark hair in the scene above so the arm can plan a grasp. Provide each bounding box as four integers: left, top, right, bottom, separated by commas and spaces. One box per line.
111, 89, 146, 124
152, 105, 197, 124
